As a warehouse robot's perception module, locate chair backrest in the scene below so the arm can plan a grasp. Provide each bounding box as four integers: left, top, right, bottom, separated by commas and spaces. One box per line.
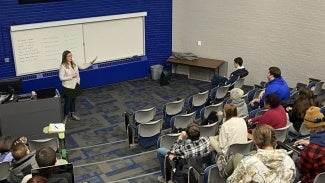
255, 109, 268, 117
137, 119, 163, 148
171, 112, 196, 130
191, 90, 209, 107
134, 107, 156, 124
299, 123, 310, 136
206, 165, 226, 183
138, 119, 162, 138
157, 133, 180, 149
29, 138, 59, 152
188, 152, 214, 183
211, 85, 230, 101
233, 77, 245, 89
199, 122, 219, 137
314, 172, 325, 183
0, 162, 10, 181
275, 124, 291, 143
200, 103, 223, 123
246, 88, 264, 103
312, 81, 324, 96
164, 99, 185, 116
226, 140, 253, 158
253, 88, 264, 100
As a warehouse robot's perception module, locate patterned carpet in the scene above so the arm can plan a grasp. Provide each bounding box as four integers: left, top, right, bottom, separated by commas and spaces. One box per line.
63, 74, 211, 182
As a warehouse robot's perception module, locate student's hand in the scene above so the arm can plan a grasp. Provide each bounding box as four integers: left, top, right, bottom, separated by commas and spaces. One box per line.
249, 99, 258, 106
286, 106, 292, 112
217, 111, 223, 116
258, 90, 265, 99
91, 56, 98, 64
294, 139, 310, 146
72, 72, 77, 78
248, 119, 253, 125
179, 131, 187, 140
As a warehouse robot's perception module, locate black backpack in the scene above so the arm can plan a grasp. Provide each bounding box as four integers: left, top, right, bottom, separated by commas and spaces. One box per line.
160, 70, 171, 86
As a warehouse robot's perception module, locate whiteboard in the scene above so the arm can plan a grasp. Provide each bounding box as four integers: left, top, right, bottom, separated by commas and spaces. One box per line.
83, 17, 145, 63
10, 12, 147, 76
11, 24, 84, 76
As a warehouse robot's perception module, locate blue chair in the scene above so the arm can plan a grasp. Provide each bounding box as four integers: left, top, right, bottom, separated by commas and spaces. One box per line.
157, 133, 180, 149
126, 107, 157, 146
188, 90, 209, 118
232, 77, 245, 89
204, 164, 226, 183
136, 119, 163, 148
162, 99, 185, 128
187, 152, 217, 183
199, 122, 219, 137
124, 106, 156, 130
226, 140, 254, 159
133, 107, 157, 125
199, 103, 223, 124
274, 124, 291, 143
170, 112, 196, 132
210, 84, 230, 104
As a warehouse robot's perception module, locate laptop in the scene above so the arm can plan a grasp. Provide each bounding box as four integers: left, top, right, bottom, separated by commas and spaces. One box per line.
31, 163, 74, 183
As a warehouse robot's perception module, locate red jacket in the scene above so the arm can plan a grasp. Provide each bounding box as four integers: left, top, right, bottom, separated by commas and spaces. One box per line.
250, 105, 287, 129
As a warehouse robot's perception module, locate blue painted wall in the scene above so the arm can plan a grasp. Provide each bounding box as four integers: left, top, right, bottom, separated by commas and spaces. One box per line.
0, 0, 172, 93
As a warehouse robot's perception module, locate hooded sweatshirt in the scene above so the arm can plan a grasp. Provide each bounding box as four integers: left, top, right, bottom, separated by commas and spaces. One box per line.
227, 149, 296, 183
260, 76, 290, 105
231, 99, 248, 117
8, 151, 38, 183
297, 130, 325, 183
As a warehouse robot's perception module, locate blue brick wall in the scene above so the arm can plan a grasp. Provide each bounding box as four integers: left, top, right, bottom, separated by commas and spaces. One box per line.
0, 0, 172, 92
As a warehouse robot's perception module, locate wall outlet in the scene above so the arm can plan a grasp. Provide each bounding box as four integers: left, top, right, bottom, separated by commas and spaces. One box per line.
4, 58, 10, 63
197, 40, 202, 46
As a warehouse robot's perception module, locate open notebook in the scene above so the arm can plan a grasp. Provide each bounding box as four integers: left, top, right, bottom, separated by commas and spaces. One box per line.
31, 163, 74, 183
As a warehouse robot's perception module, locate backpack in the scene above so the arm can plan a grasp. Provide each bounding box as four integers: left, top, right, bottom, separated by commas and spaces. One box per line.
160, 70, 171, 86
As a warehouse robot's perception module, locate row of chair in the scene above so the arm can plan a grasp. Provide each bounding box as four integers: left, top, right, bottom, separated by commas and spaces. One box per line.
124, 76, 247, 148
161, 139, 254, 183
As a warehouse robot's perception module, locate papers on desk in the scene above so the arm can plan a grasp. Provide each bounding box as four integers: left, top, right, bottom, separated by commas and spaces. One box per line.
48, 123, 65, 133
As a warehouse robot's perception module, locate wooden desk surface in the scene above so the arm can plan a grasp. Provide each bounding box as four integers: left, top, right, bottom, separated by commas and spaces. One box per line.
167, 57, 225, 69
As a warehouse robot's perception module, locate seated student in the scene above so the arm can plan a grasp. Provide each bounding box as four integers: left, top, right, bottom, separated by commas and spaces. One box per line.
157, 123, 210, 183
294, 106, 325, 183
211, 57, 248, 88
286, 87, 319, 134
8, 142, 38, 183
0, 136, 28, 163
26, 175, 48, 183
0, 136, 17, 163
248, 94, 287, 130
229, 88, 248, 117
227, 124, 296, 183
210, 104, 248, 155
22, 147, 68, 183
249, 67, 290, 111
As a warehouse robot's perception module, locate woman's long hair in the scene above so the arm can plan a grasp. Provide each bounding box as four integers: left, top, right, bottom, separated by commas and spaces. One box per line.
61, 50, 76, 68
253, 124, 276, 149
292, 87, 319, 121
224, 104, 237, 121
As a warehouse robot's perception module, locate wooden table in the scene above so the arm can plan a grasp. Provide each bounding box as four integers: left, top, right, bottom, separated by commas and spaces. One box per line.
167, 57, 225, 81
